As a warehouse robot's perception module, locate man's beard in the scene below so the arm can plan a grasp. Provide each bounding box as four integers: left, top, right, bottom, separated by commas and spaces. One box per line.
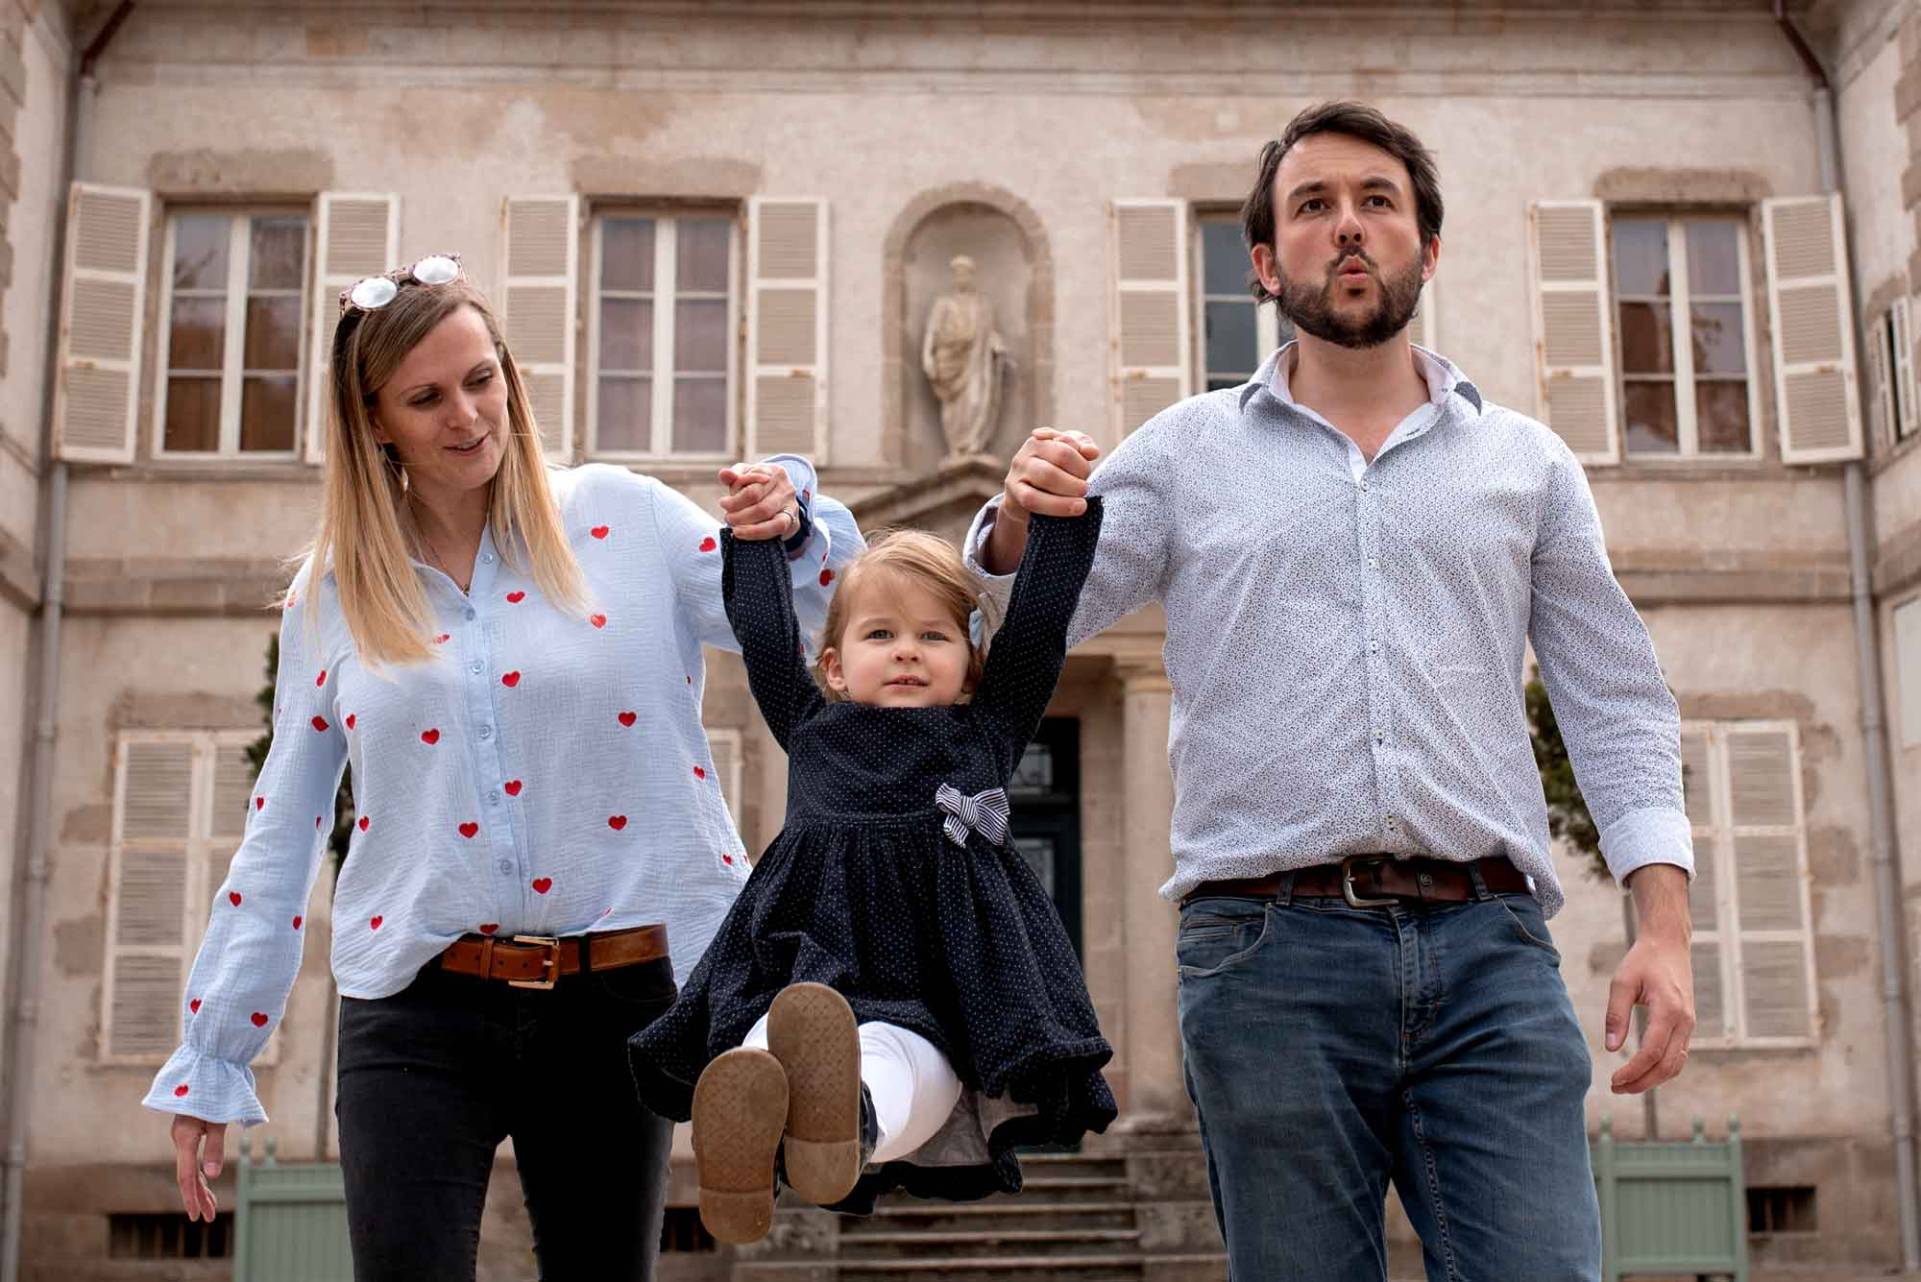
1275, 251, 1425, 349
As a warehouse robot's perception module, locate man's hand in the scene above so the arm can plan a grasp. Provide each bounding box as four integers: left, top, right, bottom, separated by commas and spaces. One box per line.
171, 1114, 226, 1222
1605, 863, 1696, 1094
718, 463, 800, 542
982, 428, 1102, 574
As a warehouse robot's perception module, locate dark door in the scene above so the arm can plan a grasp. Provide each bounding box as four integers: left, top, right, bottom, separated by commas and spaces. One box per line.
1009, 718, 1082, 958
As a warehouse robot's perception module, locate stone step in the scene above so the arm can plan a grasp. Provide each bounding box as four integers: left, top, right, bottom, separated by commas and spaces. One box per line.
841, 1228, 1143, 1259
850, 1202, 1138, 1235
737, 1253, 1148, 1281
978, 1176, 1134, 1205
1006, 1154, 1130, 1182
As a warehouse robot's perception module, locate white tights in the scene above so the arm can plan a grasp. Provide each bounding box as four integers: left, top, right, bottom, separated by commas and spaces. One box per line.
742, 1014, 962, 1165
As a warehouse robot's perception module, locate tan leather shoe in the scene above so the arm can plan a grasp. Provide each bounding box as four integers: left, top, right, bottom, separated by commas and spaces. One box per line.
766, 983, 863, 1205
691, 1047, 788, 1244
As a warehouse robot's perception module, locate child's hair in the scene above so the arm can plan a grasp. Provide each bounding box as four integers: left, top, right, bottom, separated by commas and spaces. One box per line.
814, 529, 987, 702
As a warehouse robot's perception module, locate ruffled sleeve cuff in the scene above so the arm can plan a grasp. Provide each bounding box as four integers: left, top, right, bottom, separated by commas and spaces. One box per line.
142, 1044, 267, 1128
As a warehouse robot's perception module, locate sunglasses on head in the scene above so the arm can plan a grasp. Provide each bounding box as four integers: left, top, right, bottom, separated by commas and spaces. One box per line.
337, 253, 463, 315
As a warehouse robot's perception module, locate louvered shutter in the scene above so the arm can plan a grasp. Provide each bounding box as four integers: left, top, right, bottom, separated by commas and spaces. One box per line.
1725, 725, 1815, 1041
103, 739, 194, 1060
1680, 729, 1727, 1040
1893, 295, 1917, 441
1763, 194, 1863, 463
1528, 200, 1619, 463
1111, 200, 1193, 436
1867, 306, 1896, 445
305, 193, 399, 462
52, 183, 151, 463
744, 198, 828, 461
501, 195, 580, 463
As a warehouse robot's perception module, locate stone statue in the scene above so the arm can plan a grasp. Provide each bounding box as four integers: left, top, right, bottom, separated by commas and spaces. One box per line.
920, 255, 1010, 458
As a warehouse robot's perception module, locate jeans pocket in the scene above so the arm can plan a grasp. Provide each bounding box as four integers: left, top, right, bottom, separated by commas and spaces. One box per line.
1177, 901, 1271, 980
593, 957, 679, 1011
1496, 894, 1562, 962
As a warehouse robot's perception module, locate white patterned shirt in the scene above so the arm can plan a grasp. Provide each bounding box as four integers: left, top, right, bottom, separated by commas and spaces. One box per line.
144, 459, 862, 1126
966, 343, 1691, 912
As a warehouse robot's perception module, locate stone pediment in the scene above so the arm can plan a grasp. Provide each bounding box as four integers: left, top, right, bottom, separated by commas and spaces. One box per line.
847, 454, 1006, 548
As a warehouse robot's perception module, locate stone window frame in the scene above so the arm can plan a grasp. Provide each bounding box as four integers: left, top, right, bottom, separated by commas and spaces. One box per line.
150, 205, 312, 462
582, 203, 742, 464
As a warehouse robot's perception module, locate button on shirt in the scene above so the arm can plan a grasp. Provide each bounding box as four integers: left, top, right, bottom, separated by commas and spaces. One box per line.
966, 343, 1691, 912
145, 459, 862, 1126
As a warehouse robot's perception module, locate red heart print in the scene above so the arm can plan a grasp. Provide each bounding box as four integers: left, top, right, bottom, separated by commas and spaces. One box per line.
591, 525, 610, 540
479, 923, 499, 935
693, 765, 706, 780
311, 715, 330, 732
292, 915, 302, 930
699, 536, 717, 553
345, 713, 356, 730
531, 877, 553, 895
617, 711, 637, 727
504, 779, 523, 796
284, 591, 297, 609
608, 815, 627, 830
506, 591, 526, 604
189, 998, 201, 1014
370, 916, 383, 930
590, 614, 607, 629
502, 671, 521, 688
316, 815, 323, 829
421, 728, 440, 745
251, 1012, 268, 1028
458, 822, 479, 839
819, 568, 835, 587
433, 633, 450, 645
174, 1084, 189, 1098
229, 891, 243, 907
722, 854, 734, 866
315, 669, 328, 687
255, 796, 265, 811
358, 816, 370, 832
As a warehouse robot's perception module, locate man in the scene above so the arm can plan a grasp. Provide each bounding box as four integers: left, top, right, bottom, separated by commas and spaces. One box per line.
967, 101, 1694, 1280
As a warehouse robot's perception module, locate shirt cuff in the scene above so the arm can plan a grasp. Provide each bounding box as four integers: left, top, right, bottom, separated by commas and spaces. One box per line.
142, 1043, 268, 1128
963, 495, 1018, 585
1598, 805, 1694, 886
770, 456, 818, 561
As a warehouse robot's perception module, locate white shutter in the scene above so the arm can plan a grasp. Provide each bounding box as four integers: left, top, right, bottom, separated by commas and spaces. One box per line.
501, 195, 580, 464
1111, 200, 1193, 436
103, 738, 194, 1061
744, 198, 829, 461
1692, 942, 1726, 1042
52, 183, 151, 463
1406, 278, 1437, 353
1527, 200, 1619, 464
1763, 194, 1863, 464
1894, 296, 1917, 441
1724, 725, 1817, 1042
305, 193, 399, 462
1867, 307, 1895, 446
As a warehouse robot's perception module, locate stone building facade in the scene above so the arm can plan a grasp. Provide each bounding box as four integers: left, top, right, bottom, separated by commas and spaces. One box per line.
1, 0, 1919, 1276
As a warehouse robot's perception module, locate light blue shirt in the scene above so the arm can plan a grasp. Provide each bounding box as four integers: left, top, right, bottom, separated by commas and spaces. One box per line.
967, 343, 1691, 911
145, 459, 862, 1126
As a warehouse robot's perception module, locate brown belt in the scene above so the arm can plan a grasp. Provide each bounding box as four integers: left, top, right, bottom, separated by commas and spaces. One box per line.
439, 923, 668, 991
1184, 855, 1530, 910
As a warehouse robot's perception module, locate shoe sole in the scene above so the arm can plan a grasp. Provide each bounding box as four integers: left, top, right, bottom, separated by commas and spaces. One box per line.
766, 982, 862, 1205
692, 1047, 788, 1244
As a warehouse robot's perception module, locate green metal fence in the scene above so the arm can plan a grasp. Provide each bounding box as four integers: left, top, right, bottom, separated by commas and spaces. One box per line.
233, 1136, 353, 1282
1594, 1115, 1748, 1282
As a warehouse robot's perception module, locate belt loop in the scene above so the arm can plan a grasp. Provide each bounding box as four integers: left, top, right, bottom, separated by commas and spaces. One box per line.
579, 932, 593, 974
1275, 870, 1295, 909
479, 936, 496, 978
1466, 860, 1492, 901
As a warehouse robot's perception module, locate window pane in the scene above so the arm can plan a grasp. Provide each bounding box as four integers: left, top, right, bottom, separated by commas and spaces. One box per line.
172, 215, 230, 291
596, 376, 651, 451
675, 298, 728, 373
1204, 300, 1258, 378
168, 297, 227, 370
240, 376, 297, 451
1201, 220, 1248, 297
1696, 380, 1752, 453
249, 217, 306, 291
599, 299, 653, 372
244, 295, 302, 370
676, 218, 732, 294
163, 377, 221, 451
1623, 379, 1679, 454
1205, 377, 1244, 392
1690, 302, 1747, 375
601, 219, 655, 292
1686, 221, 1743, 297
1617, 301, 1674, 374
1611, 219, 1670, 296
672, 377, 728, 454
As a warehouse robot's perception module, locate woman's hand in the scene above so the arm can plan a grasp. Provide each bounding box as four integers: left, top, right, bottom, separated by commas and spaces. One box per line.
171, 1113, 227, 1222
718, 463, 801, 542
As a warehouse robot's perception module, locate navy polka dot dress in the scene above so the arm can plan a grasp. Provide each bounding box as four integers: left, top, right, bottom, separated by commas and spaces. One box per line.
629, 501, 1115, 1210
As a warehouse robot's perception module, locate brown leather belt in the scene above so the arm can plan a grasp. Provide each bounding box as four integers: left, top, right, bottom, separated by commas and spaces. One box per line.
1184, 855, 1529, 910
438, 923, 668, 991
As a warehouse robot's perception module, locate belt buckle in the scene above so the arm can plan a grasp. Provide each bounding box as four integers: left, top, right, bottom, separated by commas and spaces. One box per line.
1341, 855, 1401, 909
507, 935, 561, 990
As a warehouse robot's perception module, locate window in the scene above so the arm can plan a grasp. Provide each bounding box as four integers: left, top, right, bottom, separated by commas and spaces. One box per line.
1747, 1186, 1818, 1235
156, 210, 309, 457
1195, 214, 1289, 391
1682, 721, 1817, 1047
1611, 215, 1758, 457
1866, 298, 1917, 448
109, 1212, 232, 1260
101, 732, 277, 1064
589, 211, 738, 458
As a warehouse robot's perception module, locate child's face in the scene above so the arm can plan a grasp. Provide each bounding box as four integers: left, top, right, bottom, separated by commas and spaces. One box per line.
820, 576, 973, 708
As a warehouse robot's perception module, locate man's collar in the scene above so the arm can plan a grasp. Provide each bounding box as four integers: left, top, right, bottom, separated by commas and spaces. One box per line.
1239, 339, 1482, 416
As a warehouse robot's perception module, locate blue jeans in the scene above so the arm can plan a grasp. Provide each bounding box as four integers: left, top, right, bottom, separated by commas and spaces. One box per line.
1177, 875, 1601, 1282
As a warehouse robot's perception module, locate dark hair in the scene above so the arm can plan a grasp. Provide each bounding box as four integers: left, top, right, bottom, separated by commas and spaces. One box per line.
1240, 100, 1443, 304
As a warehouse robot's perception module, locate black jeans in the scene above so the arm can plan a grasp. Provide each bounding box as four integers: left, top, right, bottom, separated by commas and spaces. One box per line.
336, 953, 678, 1281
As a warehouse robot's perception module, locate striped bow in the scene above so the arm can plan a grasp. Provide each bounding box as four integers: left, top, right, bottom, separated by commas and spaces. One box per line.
936, 784, 1011, 849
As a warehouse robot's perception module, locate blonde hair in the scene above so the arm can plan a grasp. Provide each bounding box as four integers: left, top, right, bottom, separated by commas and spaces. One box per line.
815, 529, 986, 701
305, 276, 585, 666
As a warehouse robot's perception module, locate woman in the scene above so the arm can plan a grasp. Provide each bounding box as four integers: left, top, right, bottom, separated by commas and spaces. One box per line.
141, 254, 861, 1280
